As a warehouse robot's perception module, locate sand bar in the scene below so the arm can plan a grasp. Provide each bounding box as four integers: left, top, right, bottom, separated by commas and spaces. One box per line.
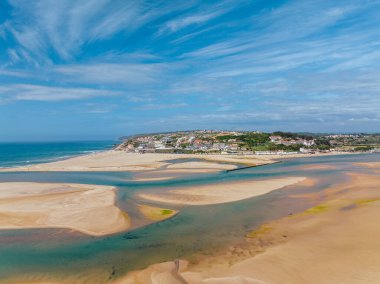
139, 177, 306, 205
0, 150, 356, 174
0, 151, 259, 173
0, 182, 130, 236
121, 172, 380, 284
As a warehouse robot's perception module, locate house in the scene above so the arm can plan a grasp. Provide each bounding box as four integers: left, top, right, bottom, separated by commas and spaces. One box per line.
188, 136, 196, 144
269, 136, 282, 142
255, 151, 278, 155
300, 147, 314, 154
303, 140, 315, 147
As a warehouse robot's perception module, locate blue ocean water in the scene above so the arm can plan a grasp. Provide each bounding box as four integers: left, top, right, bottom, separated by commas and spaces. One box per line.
0, 141, 116, 168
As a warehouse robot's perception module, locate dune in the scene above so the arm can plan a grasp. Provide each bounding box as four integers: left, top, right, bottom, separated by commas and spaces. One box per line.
0, 182, 130, 236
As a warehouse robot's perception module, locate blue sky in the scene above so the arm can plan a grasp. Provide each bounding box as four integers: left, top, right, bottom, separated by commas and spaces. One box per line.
1, 0, 380, 141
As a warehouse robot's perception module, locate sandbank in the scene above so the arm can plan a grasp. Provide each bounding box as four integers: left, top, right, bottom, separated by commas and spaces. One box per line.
139, 176, 306, 205
0, 151, 263, 173
138, 204, 178, 221
121, 172, 380, 284
0, 150, 356, 174
0, 182, 130, 236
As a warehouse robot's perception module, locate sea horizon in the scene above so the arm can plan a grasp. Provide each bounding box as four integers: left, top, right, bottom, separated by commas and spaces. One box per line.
0, 140, 116, 168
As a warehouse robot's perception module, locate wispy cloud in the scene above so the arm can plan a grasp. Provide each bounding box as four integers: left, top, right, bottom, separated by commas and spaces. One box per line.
0, 84, 121, 101
157, 0, 242, 36
136, 102, 188, 110
54, 62, 172, 85
2, 0, 192, 62
0, 68, 30, 78
158, 10, 223, 35
1, 0, 380, 137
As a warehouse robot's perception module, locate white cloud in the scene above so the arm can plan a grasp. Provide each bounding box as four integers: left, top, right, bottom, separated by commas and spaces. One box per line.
0, 84, 121, 101
3, 0, 192, 61
157, 0, 241, 36
137, 102, 188, 110
0, 68, 30, 78
54, 62, 172, 85
159, 10, 223, 35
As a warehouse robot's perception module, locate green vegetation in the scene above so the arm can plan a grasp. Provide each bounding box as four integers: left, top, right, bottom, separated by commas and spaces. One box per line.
246, 224, 272, 238
160, 209, 174, 215
355, 198, 380, 205
272, 131, 314, 140
243, 132, 270, 148
354, 146, 374, 151
305, 204, 329, 214
216, 134, 240, 141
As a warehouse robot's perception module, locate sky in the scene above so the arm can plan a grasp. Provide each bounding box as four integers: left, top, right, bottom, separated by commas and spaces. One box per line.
1, 0, 380, 141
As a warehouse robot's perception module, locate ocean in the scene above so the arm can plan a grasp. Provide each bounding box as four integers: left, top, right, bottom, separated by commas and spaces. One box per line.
0, 141, 116, 168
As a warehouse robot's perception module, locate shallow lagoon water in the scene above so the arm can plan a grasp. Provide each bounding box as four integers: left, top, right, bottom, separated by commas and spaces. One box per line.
0, 153, 378, 282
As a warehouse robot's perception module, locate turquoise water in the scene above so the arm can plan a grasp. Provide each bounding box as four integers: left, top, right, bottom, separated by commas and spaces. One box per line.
0, 152, 378, 282
0, 141, 116, 168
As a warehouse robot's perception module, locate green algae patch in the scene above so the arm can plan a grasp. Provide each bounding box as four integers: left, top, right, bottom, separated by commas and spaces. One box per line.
246, 224, 273, 239
160, 209, 174, 215
305, 204, 329, 214
355, 198, 380, 206
138, 204, 178, 221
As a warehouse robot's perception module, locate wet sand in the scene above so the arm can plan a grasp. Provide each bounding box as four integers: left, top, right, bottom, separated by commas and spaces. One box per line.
301, 164, 338, 170
120, 172, 380, 284
356, 161, 380, 168
0, 182, 130, 236
139, 177, 306, 205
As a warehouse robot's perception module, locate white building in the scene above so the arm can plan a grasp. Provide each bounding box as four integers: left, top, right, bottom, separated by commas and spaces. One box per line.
303, 140, 315, 147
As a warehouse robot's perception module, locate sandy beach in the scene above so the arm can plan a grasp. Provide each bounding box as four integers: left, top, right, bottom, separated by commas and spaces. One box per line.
120, 172, 380, 284
0, 151, 259, 173
0, 150, 353, 173
139, 177, 306, 205
0, 182, 130, 236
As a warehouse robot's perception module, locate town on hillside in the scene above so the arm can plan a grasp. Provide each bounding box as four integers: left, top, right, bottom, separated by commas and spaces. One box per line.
115, 130, 380, 155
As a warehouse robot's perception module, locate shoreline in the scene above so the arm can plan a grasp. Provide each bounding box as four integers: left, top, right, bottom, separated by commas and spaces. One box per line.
0, 150, 362, 173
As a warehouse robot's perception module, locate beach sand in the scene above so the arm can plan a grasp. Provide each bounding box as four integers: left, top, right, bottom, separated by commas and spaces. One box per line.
139, 177, 306, 205
0, 151, 262, 173
120, 172, 380, 284
0, 182, 130, 236
0, 150, 355, 175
